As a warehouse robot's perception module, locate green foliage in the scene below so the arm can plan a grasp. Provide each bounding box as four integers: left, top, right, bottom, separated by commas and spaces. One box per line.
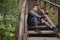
39, 0, 58, 25
0, 0, 20, 40
47, 13, 58, 25
56, 0, 60, 5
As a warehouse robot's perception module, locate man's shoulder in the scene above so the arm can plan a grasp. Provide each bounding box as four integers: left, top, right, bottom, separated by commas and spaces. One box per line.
29, 10, 34, 13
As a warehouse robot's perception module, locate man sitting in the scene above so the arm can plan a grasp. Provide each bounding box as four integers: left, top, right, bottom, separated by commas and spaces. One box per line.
27, 5, 58, 32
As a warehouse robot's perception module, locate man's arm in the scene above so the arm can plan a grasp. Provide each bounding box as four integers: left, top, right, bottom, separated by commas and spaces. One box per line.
30, 10, 41, 18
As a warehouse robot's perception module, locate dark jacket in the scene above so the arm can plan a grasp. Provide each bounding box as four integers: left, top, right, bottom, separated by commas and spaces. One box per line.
27, 10, 41, 26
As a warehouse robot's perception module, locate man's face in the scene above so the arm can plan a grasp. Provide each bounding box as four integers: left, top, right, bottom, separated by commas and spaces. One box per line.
33, 6, 38, 12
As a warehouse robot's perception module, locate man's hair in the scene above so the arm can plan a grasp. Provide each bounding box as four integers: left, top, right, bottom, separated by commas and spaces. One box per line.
33, 5, 38, 8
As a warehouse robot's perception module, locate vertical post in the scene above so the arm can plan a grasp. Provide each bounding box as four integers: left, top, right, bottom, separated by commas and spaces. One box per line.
44, 1, 46, 14
37, 0, 39, 5
58, 7, 60, 33
24, 0, 28, 40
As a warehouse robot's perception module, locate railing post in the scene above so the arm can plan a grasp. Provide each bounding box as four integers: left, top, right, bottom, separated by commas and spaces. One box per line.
23, 0, 28, 40
58, 7, 60, 33
44, 1, 46, 14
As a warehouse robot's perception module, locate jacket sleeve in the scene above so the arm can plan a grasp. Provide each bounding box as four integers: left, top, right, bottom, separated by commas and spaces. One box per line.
30, 10, 41, 18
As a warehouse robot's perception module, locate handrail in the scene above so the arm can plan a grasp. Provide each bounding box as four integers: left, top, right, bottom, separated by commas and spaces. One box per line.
24, 0, 28, 40
18, 0, 27, 40
32, 0, 56, 29
38, 6, 56, 27
44, 0, 60, 33
44, 0, 60, 8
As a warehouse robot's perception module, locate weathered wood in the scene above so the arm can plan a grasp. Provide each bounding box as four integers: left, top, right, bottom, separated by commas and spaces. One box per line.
47, 0, 57, 14
44, 0, 60, 37
50, 0, 56, 7
43, 0, 60, 38
18, 0, 26, 40
24, 0, 28, 40
38, 6, 55, 27
18, 0, 60, 40
29, 25, 49, 30
28, 30, 56, 34
28, 37, 60, 40
44, 0, 60, 8
44, 1, 46, 14
50, 0, 56, 3
58, 7, 60, 33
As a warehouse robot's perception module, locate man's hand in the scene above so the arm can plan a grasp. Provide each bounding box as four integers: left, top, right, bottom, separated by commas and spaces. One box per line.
41, 19, 45, 23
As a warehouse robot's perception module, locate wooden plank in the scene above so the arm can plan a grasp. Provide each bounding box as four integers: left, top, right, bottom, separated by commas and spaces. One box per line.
29, 25, 48, 29
28, 37, 60, 40
24, 0, 28, 40
38, 6, 56, 28
44, 0, 60, 8
44, 1, 46, 14
44, 0, 60, 37
58, 8, 60, 33
28, 30, 56, 34
18, 0, 26, 40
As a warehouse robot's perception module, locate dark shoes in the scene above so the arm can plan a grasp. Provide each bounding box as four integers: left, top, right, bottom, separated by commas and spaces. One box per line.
52, 27, 58, 32
52, 24, 59, 32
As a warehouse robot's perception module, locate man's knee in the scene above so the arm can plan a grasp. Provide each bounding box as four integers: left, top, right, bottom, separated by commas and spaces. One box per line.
33, 17, 40, 25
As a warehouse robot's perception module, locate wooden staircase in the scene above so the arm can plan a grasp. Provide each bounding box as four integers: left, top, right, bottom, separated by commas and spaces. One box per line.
18, 0, 60, 40
27, 25, 57, 37
27, 0, 57, 37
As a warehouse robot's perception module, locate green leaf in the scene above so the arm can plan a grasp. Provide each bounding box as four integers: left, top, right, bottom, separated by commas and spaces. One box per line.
0, 16, 3, 21
10, 33, 14, 37
0, 24, 5, 29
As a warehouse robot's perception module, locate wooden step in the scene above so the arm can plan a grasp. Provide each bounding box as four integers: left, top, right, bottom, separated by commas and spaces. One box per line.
31, 25, 47, 28
28, 37, 60, 40
28, 30, 56, 34
28, 25, 51, 30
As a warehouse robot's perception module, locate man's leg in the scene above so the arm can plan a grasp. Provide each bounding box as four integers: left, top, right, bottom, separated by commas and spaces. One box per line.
44, 21, 51, 28
41, 19, 52, 28
44, 21, 58, 32
32, 17, 39, 26
32, 17, 41, 32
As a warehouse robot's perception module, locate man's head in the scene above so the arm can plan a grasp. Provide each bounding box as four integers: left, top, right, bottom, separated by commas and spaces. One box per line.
33, 5, 38, 12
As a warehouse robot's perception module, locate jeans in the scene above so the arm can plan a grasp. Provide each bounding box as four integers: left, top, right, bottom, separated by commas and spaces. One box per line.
31, 17, 40, 26
44, 21, 51, 28
31, 17, 51, 28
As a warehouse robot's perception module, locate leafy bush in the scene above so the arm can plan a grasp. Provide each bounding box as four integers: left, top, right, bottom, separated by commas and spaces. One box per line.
0, 0, 20, 40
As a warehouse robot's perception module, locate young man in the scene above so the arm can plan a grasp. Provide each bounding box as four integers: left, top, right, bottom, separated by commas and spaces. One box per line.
27, 5, 58, 32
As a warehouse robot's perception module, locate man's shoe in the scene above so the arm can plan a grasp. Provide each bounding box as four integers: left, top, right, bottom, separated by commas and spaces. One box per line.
52, 27, 58, 32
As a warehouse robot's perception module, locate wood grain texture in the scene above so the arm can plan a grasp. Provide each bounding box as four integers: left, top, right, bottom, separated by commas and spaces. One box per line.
28, 37, 60, 40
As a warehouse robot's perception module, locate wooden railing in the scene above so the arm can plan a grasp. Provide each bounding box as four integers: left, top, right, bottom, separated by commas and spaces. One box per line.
36, 0, 56, 29
18, 0, 60, 40
44, 0, 60, 33
24, 0, 28, 40
18, 0, 27, 40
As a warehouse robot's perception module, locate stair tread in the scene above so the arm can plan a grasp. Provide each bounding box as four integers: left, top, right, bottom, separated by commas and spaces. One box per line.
28, 30, 56, 34
28, 37, 60, 40
28, 25, 50, 30
31, 25, 47, 28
